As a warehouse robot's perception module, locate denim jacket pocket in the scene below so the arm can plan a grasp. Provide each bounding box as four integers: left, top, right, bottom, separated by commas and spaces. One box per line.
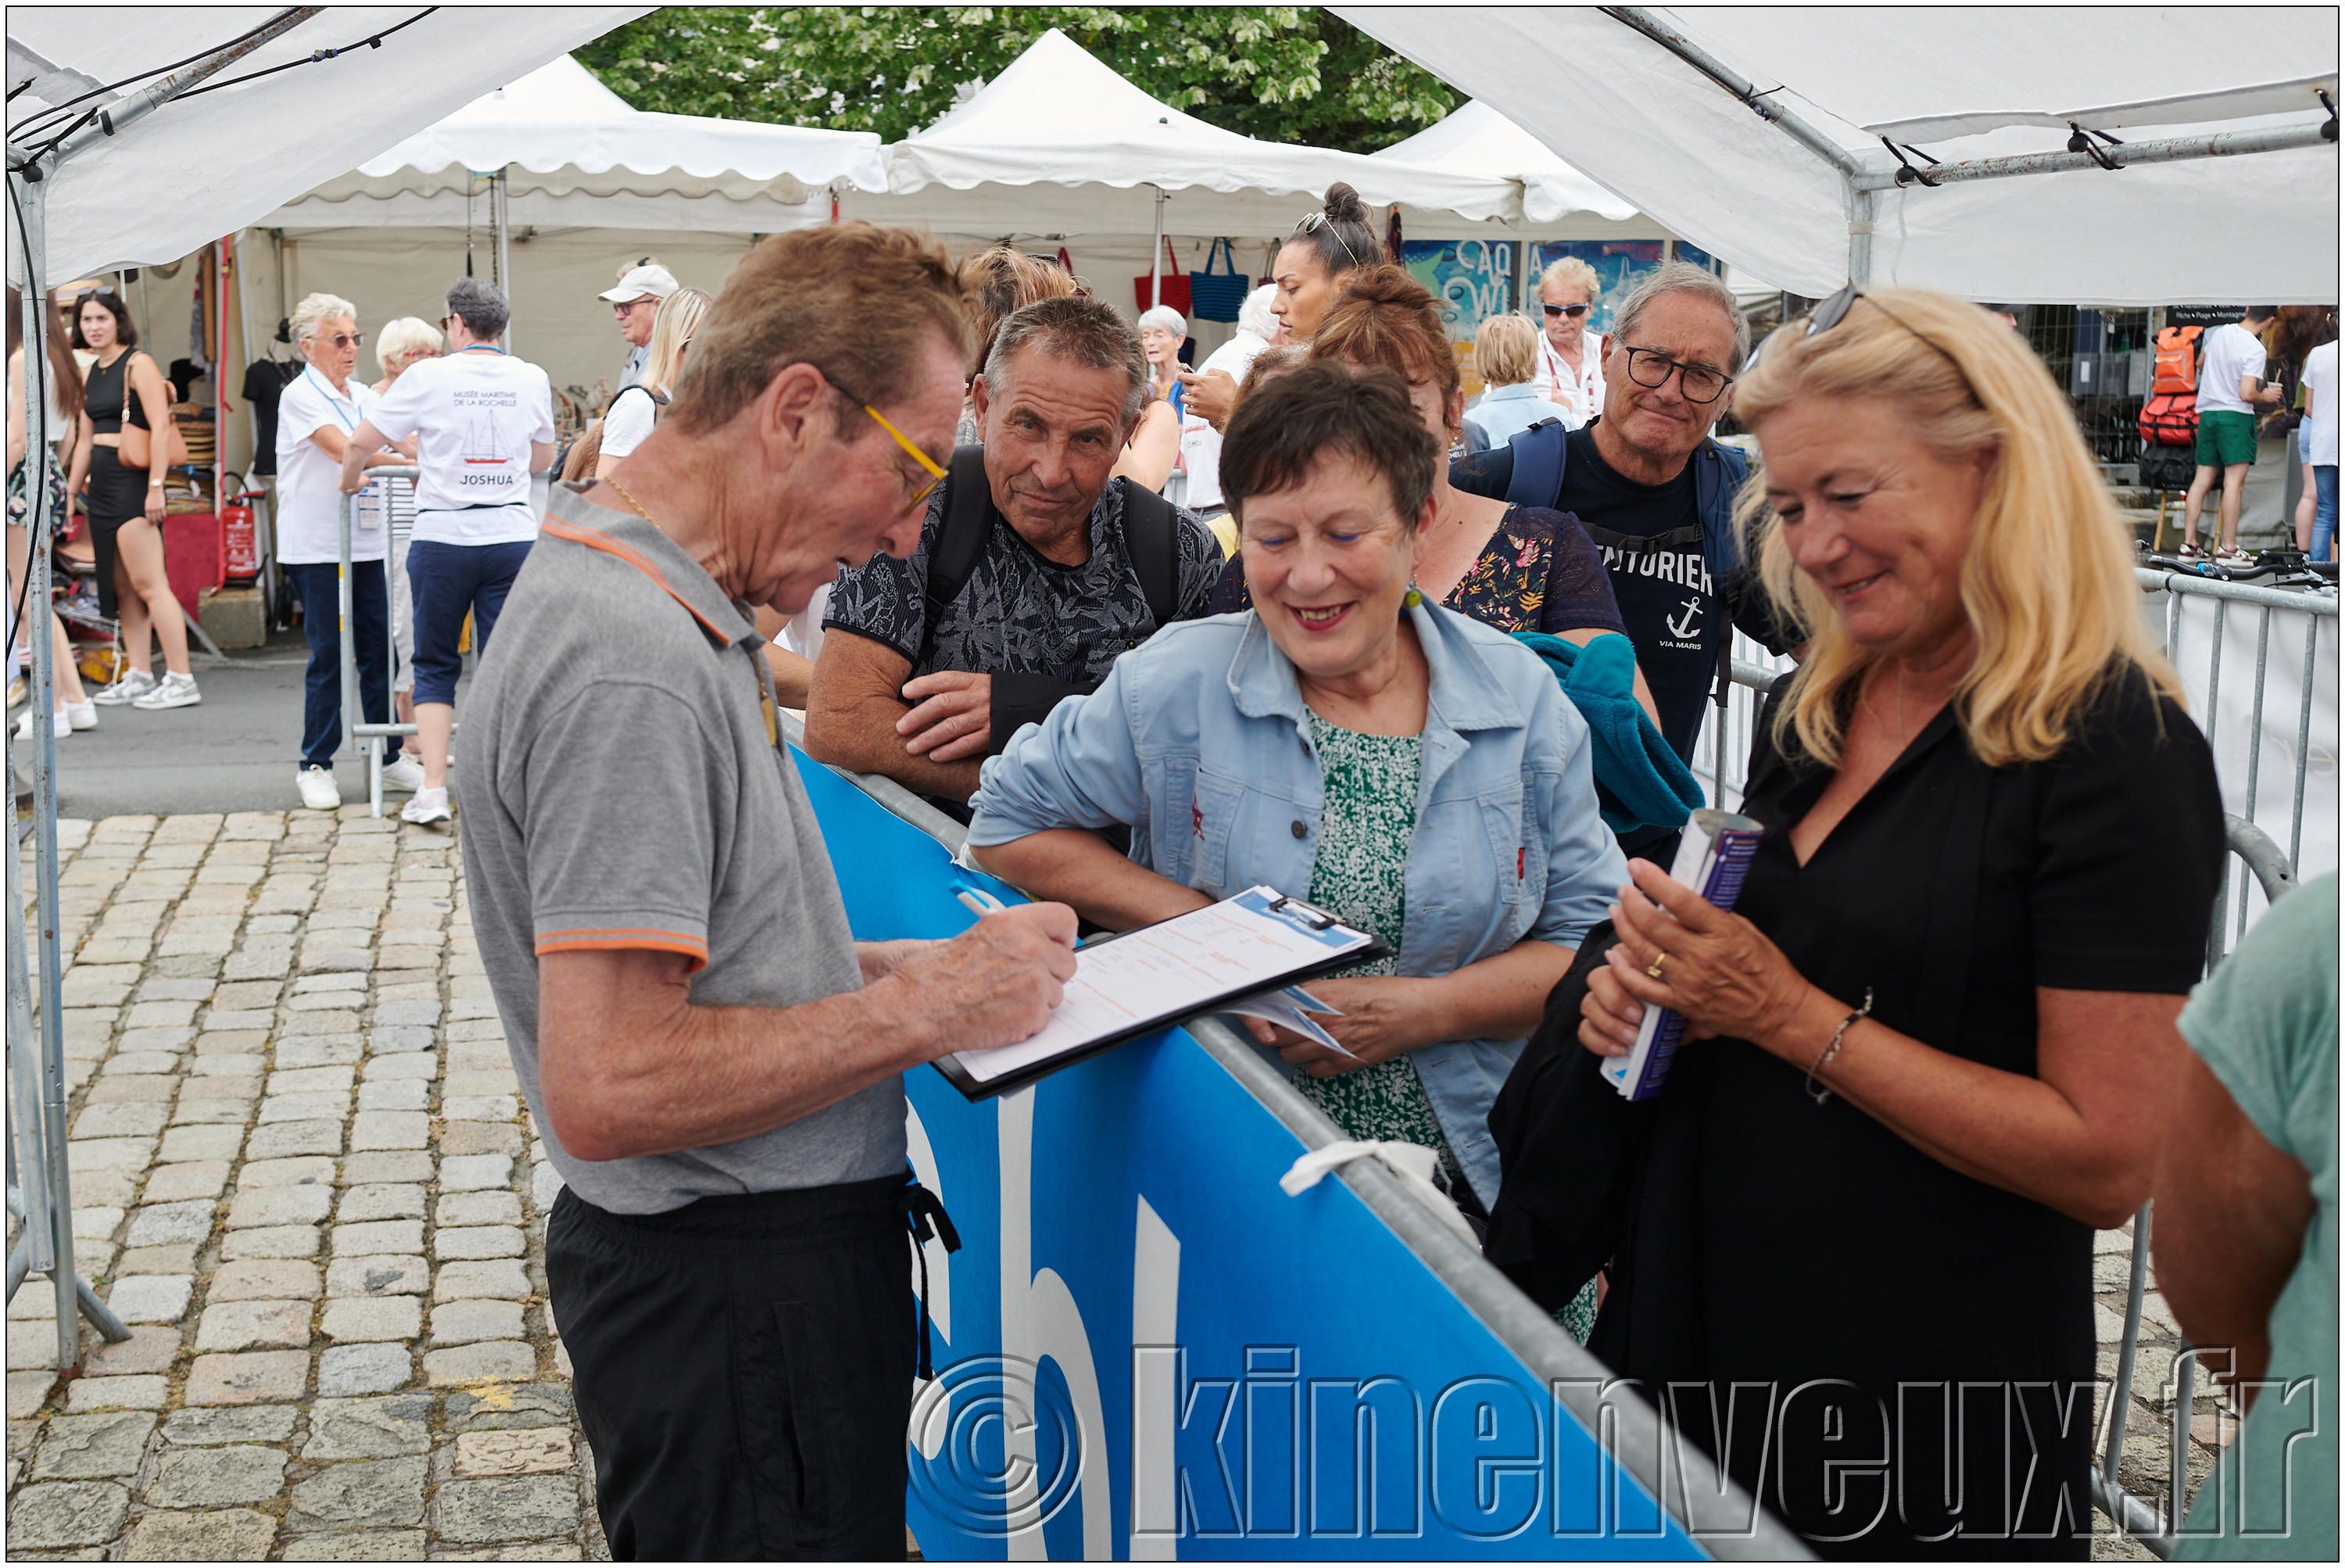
1187, 768, 1249, 898
1480, 786, 1538, 940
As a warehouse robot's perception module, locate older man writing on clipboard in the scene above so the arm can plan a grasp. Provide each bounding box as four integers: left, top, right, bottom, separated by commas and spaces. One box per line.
453, 224, 1078, 1558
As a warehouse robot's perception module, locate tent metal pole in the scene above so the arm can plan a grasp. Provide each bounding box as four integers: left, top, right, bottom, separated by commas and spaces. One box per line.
29, 8, 320, 172
1148, 185, 1165, 309
496, 167, 512, 353
1849, 120, 2336, 190
1848, 187, 1875, 288
1601, 7, 1864, 180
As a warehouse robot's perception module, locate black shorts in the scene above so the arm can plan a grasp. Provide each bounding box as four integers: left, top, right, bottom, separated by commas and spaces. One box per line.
546, 1172, 922, 1561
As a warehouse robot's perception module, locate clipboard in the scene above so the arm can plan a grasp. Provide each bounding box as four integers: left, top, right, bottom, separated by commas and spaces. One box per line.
932, 886, 1390, 1101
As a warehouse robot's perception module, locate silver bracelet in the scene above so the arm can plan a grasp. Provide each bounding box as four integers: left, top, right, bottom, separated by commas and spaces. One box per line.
1805, 987, 1874, 1105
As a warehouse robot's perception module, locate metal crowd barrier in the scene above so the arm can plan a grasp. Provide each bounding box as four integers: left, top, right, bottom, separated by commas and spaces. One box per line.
779, 711, 1809, 1559
338, 471, 430, 818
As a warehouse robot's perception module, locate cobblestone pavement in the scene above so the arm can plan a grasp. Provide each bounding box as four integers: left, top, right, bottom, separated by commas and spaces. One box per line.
6, 810, 607, 1560
4, 809, 2221, 1560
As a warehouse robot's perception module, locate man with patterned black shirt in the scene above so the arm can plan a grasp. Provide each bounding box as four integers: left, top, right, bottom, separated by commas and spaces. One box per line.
807, 295, 1221, 807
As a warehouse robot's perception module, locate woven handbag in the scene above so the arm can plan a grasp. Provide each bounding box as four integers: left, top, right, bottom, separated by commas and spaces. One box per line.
1188, 238, 1248, 322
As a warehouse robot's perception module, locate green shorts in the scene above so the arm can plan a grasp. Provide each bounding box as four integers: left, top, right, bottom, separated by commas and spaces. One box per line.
2196, 408, 2259, 467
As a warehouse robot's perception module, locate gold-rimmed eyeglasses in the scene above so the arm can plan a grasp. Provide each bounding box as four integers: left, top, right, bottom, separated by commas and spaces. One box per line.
828, 371, 949, 512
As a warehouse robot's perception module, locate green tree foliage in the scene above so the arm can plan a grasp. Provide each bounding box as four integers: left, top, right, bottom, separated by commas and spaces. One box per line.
575, 8, 1456, 154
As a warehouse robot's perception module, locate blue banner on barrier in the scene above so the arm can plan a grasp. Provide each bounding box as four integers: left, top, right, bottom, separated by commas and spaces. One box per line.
792, 749, 1705, 1561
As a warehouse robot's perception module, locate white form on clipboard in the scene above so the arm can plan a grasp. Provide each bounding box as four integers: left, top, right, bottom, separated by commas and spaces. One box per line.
935, 885, 1381, 1100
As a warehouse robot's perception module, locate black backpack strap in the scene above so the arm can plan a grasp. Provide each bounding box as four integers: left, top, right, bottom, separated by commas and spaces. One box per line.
915, 444, 993, 672
1503, 418, 1570, 510
1119, 479, 1180, 631
1581, 522, 1706, 553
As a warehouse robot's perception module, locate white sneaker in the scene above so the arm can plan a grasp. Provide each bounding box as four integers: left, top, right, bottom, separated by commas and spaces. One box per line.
90, 668, 156, 706
131, 671, 201, 710
295, 765, 342, 812
400, 786, 452, 825
63, 700, 96, 731
14, 708, 69, 739
378, 756, 426, 793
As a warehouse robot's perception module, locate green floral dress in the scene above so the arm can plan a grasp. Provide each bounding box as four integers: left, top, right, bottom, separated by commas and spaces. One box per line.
1291, 708, 1601, 1344
1291, 712, 1473, 1197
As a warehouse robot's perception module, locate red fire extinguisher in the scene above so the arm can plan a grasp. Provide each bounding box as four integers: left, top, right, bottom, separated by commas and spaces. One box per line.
221, 486, 261, 581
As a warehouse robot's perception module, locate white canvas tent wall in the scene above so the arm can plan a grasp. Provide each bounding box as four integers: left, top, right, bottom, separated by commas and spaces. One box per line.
1337, 6, 2340, 304
1373, 100, 1639, 227
6, 8, 645, 281
249, 52, 886, 401
261, 53, 883, 232
843, 27, 1696, 357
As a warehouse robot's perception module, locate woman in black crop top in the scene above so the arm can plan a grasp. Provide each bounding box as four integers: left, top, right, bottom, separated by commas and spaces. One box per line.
63, 288, 199, 708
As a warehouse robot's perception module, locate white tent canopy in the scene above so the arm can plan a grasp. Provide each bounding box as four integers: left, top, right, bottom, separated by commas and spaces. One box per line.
1373, 100, 1638, 226
5, 7, 646, 279
850, 27, 1528, 240
263, 53, 885, 232
1336, 7, 2340, 304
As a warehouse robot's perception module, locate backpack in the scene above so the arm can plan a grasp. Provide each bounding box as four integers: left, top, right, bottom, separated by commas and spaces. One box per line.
2139, 325, 2204, 447
557, 386, 668, 483
914, 446, 1178, 671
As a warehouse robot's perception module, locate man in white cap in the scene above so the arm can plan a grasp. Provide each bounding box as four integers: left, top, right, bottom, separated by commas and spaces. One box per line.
598, 257, 678, 396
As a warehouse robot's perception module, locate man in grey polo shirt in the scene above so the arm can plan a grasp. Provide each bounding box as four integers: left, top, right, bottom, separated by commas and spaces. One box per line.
458, 224, 1077, 1559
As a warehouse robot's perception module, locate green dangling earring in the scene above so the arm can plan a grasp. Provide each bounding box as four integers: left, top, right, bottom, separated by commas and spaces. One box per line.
1403, 581, 1423, 609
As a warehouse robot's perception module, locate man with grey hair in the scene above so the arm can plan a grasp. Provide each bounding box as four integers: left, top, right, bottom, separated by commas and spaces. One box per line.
1455, 260, 1788, 863
809, 295, 1222, 807
339, 277, 555, 825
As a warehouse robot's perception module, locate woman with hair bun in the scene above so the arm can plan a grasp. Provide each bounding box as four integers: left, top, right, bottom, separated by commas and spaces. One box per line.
1181, 183, 1380, 431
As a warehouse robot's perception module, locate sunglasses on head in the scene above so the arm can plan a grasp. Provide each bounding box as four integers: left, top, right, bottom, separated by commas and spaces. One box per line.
1292, 209, 1364, 271
1542, 302, 1591, 320
1803, 281, 1971, 383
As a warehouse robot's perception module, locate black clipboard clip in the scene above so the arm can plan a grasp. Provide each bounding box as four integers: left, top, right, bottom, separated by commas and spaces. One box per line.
1266, 893, 1341, 931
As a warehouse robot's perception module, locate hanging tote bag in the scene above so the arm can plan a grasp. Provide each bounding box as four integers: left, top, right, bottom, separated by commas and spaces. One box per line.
1188, 238, 1248, 322
1132, 237, 1192, 316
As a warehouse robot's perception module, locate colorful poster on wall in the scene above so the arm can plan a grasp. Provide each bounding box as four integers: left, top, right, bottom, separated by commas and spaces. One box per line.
1527, 240, 1665, 334
1400, 238, 1516, 342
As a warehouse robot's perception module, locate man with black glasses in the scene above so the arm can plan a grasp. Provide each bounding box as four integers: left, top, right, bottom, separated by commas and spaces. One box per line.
1455, 260, 1790, 861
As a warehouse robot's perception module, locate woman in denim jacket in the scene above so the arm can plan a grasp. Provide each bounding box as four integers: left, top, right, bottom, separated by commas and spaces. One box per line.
968, 363, 1626, 1219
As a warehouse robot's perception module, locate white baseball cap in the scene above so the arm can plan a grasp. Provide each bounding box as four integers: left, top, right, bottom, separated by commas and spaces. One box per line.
598, 263, 679, 304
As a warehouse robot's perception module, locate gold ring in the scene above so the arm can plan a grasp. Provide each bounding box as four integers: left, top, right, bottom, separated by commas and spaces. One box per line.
1646, 953, 1670, 979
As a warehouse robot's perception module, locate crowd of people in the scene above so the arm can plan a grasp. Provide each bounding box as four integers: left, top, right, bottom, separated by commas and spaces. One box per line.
4, 187, 2333, 1559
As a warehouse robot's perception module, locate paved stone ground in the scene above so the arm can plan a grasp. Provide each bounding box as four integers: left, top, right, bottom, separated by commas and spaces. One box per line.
5, 809, 608, 1560
2, 807, 2224, 1560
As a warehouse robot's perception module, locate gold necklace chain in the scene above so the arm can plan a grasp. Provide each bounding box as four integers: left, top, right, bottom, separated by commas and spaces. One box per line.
601, 474, 655, 526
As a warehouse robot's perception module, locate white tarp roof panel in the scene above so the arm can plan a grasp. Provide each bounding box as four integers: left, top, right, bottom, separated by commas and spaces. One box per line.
883, 28, 1525, 225
7, 7, 649, 279
1336, 7, 2341, 305
280, 52, 887, 217
1373, 100, 1640, 224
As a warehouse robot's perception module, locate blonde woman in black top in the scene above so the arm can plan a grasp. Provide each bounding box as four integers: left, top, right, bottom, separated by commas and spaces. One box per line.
1570, 289, 2221, 1556
64, 288, 199, 709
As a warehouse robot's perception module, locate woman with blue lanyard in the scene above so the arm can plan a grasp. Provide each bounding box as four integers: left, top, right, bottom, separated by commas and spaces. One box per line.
275, 292, 421, 811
